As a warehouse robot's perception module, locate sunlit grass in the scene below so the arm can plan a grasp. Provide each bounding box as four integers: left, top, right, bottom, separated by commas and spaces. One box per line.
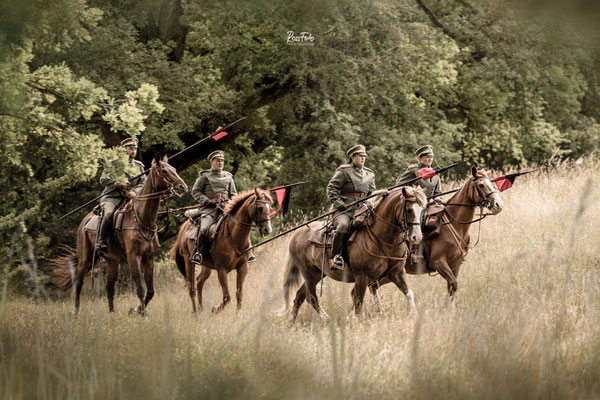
1, 157, 599, 399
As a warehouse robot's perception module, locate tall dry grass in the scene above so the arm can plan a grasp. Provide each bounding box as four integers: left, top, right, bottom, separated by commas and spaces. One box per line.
1, 158, 599, 399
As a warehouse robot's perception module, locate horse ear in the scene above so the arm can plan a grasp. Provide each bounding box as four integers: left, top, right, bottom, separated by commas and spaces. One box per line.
254, 187, 260, 197
162, 154, 168, 163
154, 153, 162, 166
401, 186, 408, 197
471, 165, 478, 178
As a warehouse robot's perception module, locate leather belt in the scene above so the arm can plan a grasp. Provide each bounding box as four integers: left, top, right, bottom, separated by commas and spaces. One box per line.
206, 193, 229, 199
341, 191, 367, 198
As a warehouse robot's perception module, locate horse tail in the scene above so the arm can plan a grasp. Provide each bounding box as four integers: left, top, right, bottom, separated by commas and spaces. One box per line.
169, 231, 187, 278
48, 245, 78, 291
275, 253, 303, 316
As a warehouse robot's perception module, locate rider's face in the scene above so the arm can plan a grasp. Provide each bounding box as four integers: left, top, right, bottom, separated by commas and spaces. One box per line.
351, 154, 366, 168
125, 145, 137, 158
418, 154, 433, 167
211, 158, 224, 172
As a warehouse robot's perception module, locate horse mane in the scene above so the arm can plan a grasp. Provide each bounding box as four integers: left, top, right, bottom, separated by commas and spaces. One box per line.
224, 189, 273, 215
404, 186, 427, 207
372, 187, 427, 210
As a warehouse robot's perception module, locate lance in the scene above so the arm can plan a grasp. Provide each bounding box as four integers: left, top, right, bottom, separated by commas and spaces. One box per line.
243, 161, 462, 253
59, 117, 246, 220
157, 180, 311, 217
491, 170, 537, 182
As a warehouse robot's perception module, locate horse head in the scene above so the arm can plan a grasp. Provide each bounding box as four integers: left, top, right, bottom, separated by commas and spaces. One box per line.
401, 186, 427, 246
252, 188, 273, 237
470, 165, 503, 215
150, 153, 188, 196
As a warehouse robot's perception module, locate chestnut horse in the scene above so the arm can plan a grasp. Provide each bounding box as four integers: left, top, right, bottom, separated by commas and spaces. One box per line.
169, 188, 273, 313
279, 187, 427, 323
370, 165, 504, 304
50, 154, 188, 314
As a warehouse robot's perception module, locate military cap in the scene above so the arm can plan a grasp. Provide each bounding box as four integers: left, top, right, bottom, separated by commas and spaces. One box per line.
207, 150, 225, 162
346, 144, 368, 158
415, 145, 434, 157
121, 137, 139, 147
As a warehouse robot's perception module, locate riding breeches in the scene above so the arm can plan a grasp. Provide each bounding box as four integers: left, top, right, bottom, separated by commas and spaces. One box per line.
100, 198, 121, 220
332, 210, 353, 234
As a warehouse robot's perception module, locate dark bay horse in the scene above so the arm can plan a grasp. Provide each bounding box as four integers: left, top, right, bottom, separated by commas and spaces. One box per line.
279, 187, 427, 323
169, 188, 272, 314
50, 154, 188, 314
370, 165, 504, 304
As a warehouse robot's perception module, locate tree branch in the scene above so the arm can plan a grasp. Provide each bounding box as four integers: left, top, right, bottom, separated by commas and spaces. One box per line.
414, 0, 456, 40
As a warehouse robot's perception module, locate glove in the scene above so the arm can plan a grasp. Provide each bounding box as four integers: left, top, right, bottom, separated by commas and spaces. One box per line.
205, 198, 217, 206
124, 190, 137, 199
336, 202, 347, 212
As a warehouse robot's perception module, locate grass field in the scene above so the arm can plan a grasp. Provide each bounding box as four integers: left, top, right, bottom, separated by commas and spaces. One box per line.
1, 159, 599, 399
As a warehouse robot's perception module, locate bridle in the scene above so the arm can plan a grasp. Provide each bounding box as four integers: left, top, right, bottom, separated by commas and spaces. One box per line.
442, 175, 496, 225
227, 195, 272, 229
363, 192, 422, 261
122, 163, 185, 241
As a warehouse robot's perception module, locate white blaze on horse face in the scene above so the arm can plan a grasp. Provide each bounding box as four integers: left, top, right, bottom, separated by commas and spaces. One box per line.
410, 203, 423, 243
485, 178, 504, 213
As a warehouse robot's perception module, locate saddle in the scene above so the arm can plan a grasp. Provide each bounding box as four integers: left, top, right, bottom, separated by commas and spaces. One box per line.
422, 203, 445, 239
184, 213, 226, 243
307, 221, 359, 248
83, 201, 131, 234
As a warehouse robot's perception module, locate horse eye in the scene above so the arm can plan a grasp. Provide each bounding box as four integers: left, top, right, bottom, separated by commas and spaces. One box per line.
479, 184, 484, 188
161, 169, 167, 174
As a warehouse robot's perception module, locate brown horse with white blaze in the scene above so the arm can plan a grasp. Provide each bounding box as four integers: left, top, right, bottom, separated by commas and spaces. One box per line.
279, 186, 427, 323
50, 154, 188, 314
370, 165, 504, 303
169, 188, 273, 314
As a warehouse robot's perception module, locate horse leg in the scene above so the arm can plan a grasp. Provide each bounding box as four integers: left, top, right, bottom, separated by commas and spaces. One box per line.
368, 282, 385, 313
184, 256, 197, 313
127, 255, 146, 316
305, 276, 329, 321
351, 275, 368, 316
235, 262, 248, 311
435, 259, 458, 300
105, 258, 120, 312
143, 256, 155, 308
387, 268, 416, 312
289, 283, 308, 324
195, 266, 211, 312
211, 268, 231, 314
74, 266, 86, 313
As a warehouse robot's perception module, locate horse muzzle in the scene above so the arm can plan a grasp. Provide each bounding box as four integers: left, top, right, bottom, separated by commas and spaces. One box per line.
173, 183, 188, 197
259, 223, 272, 237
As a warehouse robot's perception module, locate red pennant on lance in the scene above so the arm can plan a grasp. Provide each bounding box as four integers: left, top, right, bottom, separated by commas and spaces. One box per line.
270, 188, 287, 217
212, 126, 228, 141
492, 176, 515, 192
418, 168, 436, 180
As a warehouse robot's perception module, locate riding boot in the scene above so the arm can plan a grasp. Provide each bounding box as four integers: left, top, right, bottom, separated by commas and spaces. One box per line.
96, 217, 110, 254
329, 231, 346, 270
191, 229, 206, 264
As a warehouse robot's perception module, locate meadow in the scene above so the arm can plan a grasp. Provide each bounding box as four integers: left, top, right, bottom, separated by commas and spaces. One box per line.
1, 158, 599, 399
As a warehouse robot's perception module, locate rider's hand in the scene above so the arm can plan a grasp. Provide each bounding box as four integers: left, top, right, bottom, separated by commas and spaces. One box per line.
124, 190, 137, 199
336, 202, 347, 212
120, 180, 131, 189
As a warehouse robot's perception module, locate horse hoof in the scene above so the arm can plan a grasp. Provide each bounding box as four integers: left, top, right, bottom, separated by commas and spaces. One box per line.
211, 306, 220, 314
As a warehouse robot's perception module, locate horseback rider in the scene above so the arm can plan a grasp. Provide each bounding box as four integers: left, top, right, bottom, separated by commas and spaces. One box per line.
396, 145, 442, 197
190, 150, 239, 264
396, 145, 443, 267
326, 144, 376, 270
96, 137, 146, 253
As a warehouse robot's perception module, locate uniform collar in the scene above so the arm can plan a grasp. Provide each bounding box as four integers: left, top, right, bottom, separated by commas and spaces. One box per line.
211, 169, 223, 174
351, 164, 363, 171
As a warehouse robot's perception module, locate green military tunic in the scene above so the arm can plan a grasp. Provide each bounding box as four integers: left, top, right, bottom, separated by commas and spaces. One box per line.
99, 158, 146, 202
396, 163, 442, 198
191, 169, 238, 215
327, 164, 376, 211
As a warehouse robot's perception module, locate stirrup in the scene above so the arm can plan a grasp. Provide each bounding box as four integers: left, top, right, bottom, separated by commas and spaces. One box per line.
95, 242, 108, 255
329, 255, 345, 271
190, 252, 203, 265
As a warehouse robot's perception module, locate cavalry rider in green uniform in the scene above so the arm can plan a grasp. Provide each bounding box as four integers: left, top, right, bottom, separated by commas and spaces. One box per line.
326, 144, 376, 270
396, 145, 443, 266
190, 150, 238, 264
396, 145, 442, 197
97, 137, 146, 253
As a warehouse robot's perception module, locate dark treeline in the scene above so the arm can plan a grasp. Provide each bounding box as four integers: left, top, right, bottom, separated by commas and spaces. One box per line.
1, 0, 599, 286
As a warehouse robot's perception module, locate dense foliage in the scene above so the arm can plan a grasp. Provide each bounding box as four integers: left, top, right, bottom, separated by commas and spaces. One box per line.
1, 0, 599, 288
